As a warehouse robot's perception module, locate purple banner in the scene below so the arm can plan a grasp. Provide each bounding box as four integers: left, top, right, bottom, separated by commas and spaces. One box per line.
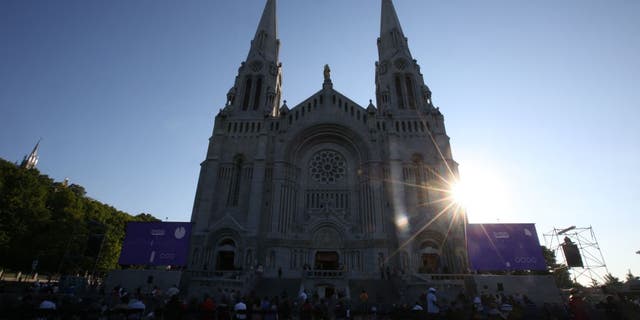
467, 223, 546, 271
118, 222, 191, 266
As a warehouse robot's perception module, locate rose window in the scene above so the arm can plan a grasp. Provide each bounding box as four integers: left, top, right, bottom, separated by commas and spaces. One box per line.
309, 150, 346, 184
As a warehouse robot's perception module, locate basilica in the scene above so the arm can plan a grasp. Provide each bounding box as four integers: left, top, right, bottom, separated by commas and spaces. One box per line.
187, 0, 468, 297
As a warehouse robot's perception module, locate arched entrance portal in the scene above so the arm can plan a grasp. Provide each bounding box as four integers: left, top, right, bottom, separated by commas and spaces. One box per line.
216, 239, 236, 271
419, 240, 440, 273
421, 253, 439, 273
315, 251, 339, 270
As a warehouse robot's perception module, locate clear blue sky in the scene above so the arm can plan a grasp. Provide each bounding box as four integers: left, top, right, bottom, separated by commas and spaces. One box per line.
1, 0, 638, 280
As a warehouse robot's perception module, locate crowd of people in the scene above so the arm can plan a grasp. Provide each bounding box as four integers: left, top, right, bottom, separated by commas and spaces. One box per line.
1, 279, 639, 319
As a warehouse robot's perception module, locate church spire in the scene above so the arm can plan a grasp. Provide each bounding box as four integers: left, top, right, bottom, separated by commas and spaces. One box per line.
20, 139, 40, 169
378, 0, 412, 60
375, 0, 433, 115
223, 0, 282, 117
247, 0, 279, 62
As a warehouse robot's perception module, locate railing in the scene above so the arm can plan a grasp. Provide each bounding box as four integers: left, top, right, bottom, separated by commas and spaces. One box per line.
187, 270, 243, 279
411, 273, 468, 284
187, 270, 255, 289
304, 269, 345, 278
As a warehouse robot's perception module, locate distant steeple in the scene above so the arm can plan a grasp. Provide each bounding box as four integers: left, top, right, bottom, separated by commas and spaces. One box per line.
375, 0, 433, 115
20, 139, 40, 169
378, 0, 412, 60
225, 0, 282, 117
247, 0, 279, 62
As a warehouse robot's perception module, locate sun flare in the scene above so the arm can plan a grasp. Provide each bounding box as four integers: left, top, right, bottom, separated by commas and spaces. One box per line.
448, 166, 511, 222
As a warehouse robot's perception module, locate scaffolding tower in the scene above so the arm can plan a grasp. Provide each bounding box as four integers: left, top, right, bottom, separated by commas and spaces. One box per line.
544, 226, 609, 286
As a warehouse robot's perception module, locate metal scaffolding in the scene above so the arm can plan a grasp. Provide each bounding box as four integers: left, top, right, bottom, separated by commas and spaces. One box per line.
544, 226, 609, 286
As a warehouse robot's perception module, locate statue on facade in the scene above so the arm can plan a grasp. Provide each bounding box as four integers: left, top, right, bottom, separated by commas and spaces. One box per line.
323, 64, 331, 81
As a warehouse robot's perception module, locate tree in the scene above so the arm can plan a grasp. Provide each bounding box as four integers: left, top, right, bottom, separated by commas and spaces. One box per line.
603, 273, 623, 287
625, 269, 637, 282
0, 158, 161, 274
541, 246, 573, 288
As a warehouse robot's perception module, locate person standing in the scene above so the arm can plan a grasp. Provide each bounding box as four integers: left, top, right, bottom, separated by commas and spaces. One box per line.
568, 288, 589, 320
234, 298, 248, 320
359, 289, 369, 315
427, 287, 440, 317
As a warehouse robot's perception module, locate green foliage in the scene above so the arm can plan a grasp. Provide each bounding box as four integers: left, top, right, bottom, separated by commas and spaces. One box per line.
0, 158, 160, 274
603, 273, 623, 287
540, 245, 574, 288
625, 270, 637, 282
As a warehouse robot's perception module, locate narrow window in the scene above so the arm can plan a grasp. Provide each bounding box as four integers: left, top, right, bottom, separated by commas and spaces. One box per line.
227, 157, 243, 206
406, 75, 416, 109
242, 78, 252, 110
395, 75, 404, 109
253, 77, 262, 110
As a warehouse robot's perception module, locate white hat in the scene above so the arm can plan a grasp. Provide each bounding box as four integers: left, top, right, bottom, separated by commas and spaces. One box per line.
428, 287, 436, 292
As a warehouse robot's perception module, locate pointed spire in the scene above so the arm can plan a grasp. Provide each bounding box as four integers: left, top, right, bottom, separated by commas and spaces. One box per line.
20, 139, 40, 169
247, 0, 279, 62
378, 0, 411, 60
381, 0, 404, 37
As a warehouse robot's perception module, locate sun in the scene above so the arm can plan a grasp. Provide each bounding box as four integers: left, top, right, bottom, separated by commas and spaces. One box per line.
448, 165, 511, 222
450, 180, 471, 208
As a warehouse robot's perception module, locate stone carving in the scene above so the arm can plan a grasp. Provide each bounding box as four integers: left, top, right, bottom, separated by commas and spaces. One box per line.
377, 60, 388, 75
226, 87, 236, 106
250, 60, 263, 72
309, 150, 346, 184
313, 227, 341, 247
394, 58, 407, 70
323, 64, 331, 81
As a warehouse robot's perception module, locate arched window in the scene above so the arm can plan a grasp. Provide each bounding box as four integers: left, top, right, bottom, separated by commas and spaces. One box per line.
253, 77, 262, 110
412, 154, 427, 205
227, 155, 244, 206
242, 78, 252, 110
395, 75, 404, 109
405, 75, 416, 109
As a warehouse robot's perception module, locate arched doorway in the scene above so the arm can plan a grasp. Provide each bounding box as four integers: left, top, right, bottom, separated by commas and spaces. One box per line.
419, 240, 440, 273
216, 239, 236, 271
311, 226, 343, 270
315, 251, 340, 270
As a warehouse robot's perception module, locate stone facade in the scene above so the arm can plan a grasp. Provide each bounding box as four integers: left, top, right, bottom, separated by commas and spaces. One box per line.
187, 0, 469, 295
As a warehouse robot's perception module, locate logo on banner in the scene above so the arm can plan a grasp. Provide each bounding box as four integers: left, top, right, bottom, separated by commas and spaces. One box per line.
493, 231, 510, 239
514, 256, 537, 264
174, 227, 186, 239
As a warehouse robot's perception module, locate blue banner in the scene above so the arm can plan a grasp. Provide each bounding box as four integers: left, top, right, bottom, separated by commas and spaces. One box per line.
467, 223, 546, 271
118, 222, 191, 266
